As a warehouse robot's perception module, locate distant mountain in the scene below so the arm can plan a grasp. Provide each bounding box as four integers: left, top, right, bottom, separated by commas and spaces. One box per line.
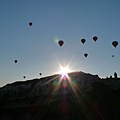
0, 71, 120, 120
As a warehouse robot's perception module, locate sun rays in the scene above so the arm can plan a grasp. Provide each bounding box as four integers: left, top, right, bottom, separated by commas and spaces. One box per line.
42, 65, 80, 99
58, 66, 70, 79
41, 68, 104, 119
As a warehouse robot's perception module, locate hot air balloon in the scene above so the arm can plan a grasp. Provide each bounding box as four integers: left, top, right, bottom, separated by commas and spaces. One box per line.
93, 36, 98, 42
39, 73, 42, 76
23, 76, 26, 79
81, 39, 86, 44
14, 60, 17, 63
58, 40, 64, 47
29, 22, 32, 26
112, 41, 118, 48
112, 55, 114, 57
84, 53, 88, 58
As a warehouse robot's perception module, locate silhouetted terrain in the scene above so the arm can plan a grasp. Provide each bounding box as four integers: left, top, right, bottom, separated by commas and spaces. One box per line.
0, 71, 120, 120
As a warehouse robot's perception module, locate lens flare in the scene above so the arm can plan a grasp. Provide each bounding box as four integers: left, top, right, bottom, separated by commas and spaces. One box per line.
54, 36, 59, 43
59, 66, 70, 79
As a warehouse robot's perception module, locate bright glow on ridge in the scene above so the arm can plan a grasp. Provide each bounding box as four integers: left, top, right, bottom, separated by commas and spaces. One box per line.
59, 66, 70, 79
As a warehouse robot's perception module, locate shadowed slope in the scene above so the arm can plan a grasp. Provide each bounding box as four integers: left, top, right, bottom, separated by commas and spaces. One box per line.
0, 71, 120, 120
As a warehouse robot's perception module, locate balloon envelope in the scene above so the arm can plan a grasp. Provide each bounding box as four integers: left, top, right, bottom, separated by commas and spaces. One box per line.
23, 76, 26, 79
112, 55, 114, 57
93, 36, 98, 42
81, 39, 86, 44
58, 40, 64, 47
14, 60, 17, 63
29, 22, 32, 26
112, 41, 118, 48
84, 53, 88, 57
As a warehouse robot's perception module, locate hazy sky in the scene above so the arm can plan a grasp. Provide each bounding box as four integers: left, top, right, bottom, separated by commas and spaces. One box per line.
0, 0, 120, 87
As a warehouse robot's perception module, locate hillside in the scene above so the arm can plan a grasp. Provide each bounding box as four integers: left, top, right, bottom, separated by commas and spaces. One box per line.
0, 71, 120, 120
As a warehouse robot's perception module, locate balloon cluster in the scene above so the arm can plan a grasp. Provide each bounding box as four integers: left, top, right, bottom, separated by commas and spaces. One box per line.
28, 22, 118, 58
80, 36, 118, 58
13, 22, 43, 79
13, 22, 119, 79
81, 36, 98, 58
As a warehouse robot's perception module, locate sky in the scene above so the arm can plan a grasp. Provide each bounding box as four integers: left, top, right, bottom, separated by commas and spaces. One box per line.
0, 0, 120, 87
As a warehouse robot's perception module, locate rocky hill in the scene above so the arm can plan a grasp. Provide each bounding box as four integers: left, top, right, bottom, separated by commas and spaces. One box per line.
0, 71, 120, 120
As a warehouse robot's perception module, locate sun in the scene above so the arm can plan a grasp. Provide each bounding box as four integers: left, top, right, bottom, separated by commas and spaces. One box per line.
58, 66, 70, 79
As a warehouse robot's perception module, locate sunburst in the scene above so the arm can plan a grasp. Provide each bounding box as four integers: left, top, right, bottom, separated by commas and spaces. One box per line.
58, 66, 70, 79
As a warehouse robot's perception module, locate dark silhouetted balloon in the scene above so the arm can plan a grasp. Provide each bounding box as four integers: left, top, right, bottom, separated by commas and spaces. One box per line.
81, 39, 86, 44
23, 76, 26, 79
58, 40, 64, 47
112, 41, 118, 48
14, 60, 17, 63
29, 22, 32, 26
84, 53, 88, 57
112, 55, 114, 57
39, 73, 42, 76
93, 36, 98, 42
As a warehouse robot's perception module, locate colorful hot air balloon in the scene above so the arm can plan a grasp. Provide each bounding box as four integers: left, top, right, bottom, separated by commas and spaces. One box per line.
112, 41, 118, 48
58, 40, 64, 47
84, 53, 88, 58
93, 36, 98, 42
81, 39, 86, 44
29, 22, 32, 26
14, 60, 17, 63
